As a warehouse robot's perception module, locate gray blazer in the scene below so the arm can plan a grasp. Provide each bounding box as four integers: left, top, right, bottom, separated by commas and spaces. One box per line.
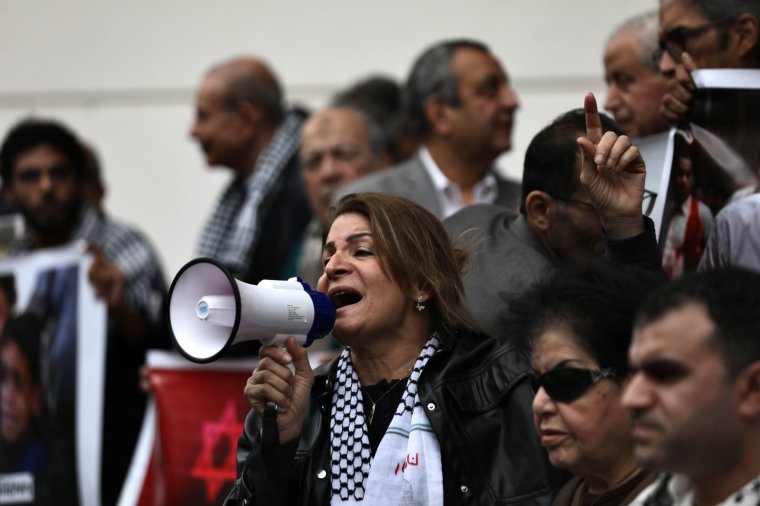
336, 154, 522, 218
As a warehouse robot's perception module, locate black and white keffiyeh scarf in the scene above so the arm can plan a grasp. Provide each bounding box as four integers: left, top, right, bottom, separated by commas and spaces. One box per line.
197, 110, 303, 277
330, 335, 442, 505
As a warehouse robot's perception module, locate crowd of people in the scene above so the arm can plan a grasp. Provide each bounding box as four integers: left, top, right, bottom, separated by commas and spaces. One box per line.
2, 0, 760, 504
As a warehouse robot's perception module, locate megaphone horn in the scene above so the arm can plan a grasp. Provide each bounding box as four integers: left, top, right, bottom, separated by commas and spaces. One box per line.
167, 258, 336, 363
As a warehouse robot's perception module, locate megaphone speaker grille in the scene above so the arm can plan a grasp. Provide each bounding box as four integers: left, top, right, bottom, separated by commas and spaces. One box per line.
167, 258, 241, 363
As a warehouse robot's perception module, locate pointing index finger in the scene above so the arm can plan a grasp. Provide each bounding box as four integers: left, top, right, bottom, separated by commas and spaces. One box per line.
584, 92, 603, 145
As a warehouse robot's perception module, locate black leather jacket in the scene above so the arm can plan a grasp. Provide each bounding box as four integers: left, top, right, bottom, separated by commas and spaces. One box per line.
224, 331, 559, 505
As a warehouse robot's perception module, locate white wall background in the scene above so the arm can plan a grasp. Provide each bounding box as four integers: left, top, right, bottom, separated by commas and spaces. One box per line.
0, 0, 657, 280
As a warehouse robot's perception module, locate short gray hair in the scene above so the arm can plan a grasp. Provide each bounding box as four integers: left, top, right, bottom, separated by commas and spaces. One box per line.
608, 10, 661, 72
404, 39, 490, 137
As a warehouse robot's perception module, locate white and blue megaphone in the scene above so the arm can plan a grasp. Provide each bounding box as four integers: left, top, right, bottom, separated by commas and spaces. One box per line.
167, 258, 336, 363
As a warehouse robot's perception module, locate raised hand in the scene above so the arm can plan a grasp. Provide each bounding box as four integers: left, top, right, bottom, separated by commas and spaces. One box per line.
662, 52, 698, 125
244, 336, 315, 444
577, 92, 646, 239
87, 244, 126, 308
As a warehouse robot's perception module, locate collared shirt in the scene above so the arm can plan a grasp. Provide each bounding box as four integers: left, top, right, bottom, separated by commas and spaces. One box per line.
418, 146, 498, 219
631, 473, 760, 506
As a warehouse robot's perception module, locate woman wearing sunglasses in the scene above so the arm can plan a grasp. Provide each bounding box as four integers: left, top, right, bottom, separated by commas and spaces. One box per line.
508, 262, 663, 506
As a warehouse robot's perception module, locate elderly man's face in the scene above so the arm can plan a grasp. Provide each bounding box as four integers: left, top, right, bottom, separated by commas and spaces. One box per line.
301, 109, 382, 224
189, 73, 247, 170
604, 30, 669, 138
623, 303, 744, 477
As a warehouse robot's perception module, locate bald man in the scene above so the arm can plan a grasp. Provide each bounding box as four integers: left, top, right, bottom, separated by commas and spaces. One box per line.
190, 56, 311, 283
295, 106, 389, 286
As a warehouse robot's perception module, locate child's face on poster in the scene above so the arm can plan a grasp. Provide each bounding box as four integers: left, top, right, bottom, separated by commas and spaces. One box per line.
1, 340, 41, 443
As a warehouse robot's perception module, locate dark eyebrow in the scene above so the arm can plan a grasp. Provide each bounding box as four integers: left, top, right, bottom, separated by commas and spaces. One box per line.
322, 231, 373, 254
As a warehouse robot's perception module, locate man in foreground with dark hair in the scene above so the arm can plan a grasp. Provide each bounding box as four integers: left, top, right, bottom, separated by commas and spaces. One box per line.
445, 96, 660, 338
338, 38, 521, 218
0, 118, 167, 504
624, 267, 760, 505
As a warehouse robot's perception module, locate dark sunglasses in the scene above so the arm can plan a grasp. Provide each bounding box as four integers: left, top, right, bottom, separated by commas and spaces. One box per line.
529, 367, 617, 403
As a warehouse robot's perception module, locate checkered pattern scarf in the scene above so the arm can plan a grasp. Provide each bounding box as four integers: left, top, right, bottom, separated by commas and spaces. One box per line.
7, 205, 166, 325
330, 335, 442, 505
197, 111, 303, 277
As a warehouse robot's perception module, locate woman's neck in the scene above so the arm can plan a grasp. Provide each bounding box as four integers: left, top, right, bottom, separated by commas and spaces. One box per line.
351, 337, 426, 385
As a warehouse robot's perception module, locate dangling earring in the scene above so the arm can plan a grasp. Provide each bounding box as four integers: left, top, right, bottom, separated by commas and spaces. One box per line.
415, 295, 426, 312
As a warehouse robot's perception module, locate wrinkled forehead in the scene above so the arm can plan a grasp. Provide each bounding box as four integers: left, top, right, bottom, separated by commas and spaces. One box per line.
301, 109, 368, 150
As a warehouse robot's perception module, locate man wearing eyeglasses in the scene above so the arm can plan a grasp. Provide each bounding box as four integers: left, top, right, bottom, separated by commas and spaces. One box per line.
604, 11, 670, 139
624, 267, 760, 506
445, 95, 662, 339
658, 0, 760, 124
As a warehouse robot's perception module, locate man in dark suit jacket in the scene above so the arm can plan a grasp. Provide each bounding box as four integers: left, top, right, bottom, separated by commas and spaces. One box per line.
445, 101, 662, 339
338, 39, 521, 218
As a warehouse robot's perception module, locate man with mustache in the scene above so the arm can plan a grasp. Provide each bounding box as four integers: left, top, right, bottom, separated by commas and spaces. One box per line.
338, 38, 522, 219
296, 106, 389, 287
624, 267, 760, 506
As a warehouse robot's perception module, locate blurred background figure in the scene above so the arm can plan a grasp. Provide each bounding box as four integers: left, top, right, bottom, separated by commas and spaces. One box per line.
333, 75, 417, 165
296, 105, 390, 287
657, 0, 760, 125
508, 262, 661, 505
603, 10, 670, 138
190, 56, 311, 284
0, 118, 167, 505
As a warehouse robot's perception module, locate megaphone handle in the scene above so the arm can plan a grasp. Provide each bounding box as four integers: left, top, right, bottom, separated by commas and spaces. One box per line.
261, 402, 280, 449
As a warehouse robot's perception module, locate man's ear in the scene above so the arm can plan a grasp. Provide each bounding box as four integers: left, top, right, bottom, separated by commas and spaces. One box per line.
423, 96, 454, 137
524, 191, 554, 232
236, 101, 264, 138
732, 13, 760, 64
736, 361, 760, 420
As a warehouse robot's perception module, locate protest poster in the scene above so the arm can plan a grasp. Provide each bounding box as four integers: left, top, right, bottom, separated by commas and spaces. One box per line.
0, 241, 106, 505
635, 70, 760, 253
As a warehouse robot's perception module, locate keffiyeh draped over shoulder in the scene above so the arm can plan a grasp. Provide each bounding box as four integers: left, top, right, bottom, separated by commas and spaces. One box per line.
330, 335, 442, 506
197, 110, 303, 278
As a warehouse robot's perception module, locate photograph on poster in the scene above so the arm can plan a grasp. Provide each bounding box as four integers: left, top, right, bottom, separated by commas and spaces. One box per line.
0, 243, 106, 506
635, 70, 760, 278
